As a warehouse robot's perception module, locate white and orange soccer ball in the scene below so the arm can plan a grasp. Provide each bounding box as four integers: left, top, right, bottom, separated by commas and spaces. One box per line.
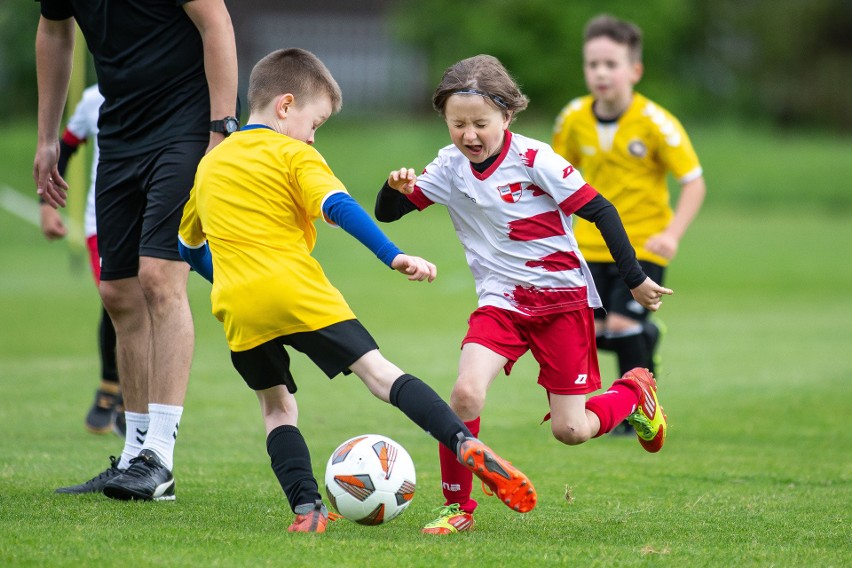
324, 434, 416, 525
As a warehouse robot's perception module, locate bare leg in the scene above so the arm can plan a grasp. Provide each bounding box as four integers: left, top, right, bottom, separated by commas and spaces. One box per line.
99, 277, 150, 414
138, 257, 193, 406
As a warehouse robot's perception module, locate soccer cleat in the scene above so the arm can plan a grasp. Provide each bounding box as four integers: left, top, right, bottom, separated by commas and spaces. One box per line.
421, 504, 475, 535
288, 499, 339, 533
85, 388, 121, 434
55, 456, 124, 494
102, 449, 175, 501
623, 368, 667, 453
457, 438, 537, 513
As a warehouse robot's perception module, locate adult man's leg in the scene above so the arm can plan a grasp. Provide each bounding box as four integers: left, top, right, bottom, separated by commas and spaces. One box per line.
103, 257, 192, 501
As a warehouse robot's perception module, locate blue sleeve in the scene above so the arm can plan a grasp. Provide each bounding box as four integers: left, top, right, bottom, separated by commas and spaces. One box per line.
323, 192, 402, 268
178, 240, 214, 283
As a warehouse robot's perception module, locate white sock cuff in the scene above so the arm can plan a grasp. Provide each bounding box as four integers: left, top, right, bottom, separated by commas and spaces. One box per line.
148, 403, 184, 419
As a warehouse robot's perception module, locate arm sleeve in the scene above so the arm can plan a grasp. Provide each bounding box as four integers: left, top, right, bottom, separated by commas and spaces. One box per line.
374, 182, 418, 222
56, 138, 79, 178
323, 192, 402, 268
177, 238, 214, 283
575, 194, 646, 289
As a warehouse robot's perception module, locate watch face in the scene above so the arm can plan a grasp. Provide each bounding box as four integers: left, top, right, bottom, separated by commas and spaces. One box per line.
225, 117, 239, 134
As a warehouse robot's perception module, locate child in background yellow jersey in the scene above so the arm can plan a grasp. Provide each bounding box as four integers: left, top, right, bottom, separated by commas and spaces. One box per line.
553, 15, 706, 432
178, 48, 536, 533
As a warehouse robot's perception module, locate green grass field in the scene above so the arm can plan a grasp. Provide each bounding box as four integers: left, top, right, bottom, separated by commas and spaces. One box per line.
1, 119, 850, 567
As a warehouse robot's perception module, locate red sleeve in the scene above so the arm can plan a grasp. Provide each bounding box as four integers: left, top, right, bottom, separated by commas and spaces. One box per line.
61, 128, 85, 148
557, 183, 598, 216
406, 186, 435, 211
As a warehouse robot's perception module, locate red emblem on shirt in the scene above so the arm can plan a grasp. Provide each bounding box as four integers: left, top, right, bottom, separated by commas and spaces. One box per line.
497, 182, 524, 203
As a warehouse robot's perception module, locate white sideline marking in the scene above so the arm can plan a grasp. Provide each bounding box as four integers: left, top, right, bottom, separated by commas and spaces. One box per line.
0, 185, 41, 228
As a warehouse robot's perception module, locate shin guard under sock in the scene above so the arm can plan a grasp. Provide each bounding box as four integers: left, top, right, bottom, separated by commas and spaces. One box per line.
585, 379, 642, 436
439, 417, 480, 513
389, 374, 472, 454
609, 332, 649, 376
267, 425, 321, 512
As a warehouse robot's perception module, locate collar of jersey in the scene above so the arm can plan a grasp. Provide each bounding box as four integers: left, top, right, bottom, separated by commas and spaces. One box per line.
240, 124, 274, 132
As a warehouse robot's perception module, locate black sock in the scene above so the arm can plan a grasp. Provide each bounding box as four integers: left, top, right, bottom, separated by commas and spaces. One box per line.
99, 307, 119, 384
266, 425, 321, 513
389, 374, 471, 454
596, 332, 613, 352
610, 333, 651, 376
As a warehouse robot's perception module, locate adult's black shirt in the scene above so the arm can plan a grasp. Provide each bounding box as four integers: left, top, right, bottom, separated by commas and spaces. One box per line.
39, 0, 209, 159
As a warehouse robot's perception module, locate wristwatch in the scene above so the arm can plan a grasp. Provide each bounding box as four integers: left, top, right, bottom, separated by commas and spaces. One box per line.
210, 116, 239, 137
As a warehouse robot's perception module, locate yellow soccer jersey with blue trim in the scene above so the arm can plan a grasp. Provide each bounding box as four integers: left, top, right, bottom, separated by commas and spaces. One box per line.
552, 93, 702, 266
179, 127, 356, 352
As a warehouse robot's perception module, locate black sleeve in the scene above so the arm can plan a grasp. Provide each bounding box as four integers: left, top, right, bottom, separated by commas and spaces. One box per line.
574, 194, 646, 289
56, 139, 78, 178
375, 181, 418, 222
38, 0, 74, 20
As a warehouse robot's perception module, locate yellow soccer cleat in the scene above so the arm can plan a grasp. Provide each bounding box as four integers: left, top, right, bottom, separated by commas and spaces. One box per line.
421, 504, 475, 535
623, 368, 667, 453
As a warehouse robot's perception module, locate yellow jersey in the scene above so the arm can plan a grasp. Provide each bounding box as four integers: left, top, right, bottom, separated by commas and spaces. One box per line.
552, 93, 702, 265
179, 126, 356, 352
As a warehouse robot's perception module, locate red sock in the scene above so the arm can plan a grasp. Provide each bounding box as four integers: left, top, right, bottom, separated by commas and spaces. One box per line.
438, 417, 480, 513
585, 379, 641, 436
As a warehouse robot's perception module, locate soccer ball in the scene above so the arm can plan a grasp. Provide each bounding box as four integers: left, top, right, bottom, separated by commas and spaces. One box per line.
324, 434, 416, 525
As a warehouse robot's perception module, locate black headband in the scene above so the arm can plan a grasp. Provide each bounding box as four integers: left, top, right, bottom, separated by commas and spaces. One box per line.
450, 88, 509, 110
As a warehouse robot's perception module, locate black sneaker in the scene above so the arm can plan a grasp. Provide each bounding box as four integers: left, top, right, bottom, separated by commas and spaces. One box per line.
103, 449, 175, 501
112, 395, 126, 438
86, 388, 120, 434
55, 456, 124, 494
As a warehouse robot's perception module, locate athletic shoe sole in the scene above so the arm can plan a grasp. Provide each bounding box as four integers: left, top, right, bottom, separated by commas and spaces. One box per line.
458, 440, 536, 513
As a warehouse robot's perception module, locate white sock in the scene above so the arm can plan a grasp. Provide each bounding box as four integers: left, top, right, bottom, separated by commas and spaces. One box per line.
142, 403, 183, 471
119, 412, 149, 469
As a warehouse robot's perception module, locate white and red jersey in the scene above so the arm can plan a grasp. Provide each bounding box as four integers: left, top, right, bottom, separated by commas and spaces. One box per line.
408, 130, 602, 316
63, 84, 103, 238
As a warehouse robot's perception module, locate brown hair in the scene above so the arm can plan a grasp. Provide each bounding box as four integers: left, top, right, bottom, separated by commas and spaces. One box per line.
584, 15, 643, 63
432, 55, 528, 122
247, 48, 343, 114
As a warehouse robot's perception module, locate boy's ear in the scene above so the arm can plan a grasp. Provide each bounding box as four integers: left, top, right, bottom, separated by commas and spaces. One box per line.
631, 62, 644, 84
275, 93, 296, 119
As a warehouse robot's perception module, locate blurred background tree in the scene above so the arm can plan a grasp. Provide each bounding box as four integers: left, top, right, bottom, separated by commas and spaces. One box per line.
2, 0, 849, 130
391, 0, 852, 130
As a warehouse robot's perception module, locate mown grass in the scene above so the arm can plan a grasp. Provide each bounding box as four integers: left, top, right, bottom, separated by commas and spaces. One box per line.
1, 119, 850, 567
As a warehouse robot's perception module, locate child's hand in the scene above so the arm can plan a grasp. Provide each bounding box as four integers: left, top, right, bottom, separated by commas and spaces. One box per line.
391, 253, 437, 282
630, 277, 673, 312
644, 231, 679, 260
387, 168, 417, 195
40, 203, 67, 240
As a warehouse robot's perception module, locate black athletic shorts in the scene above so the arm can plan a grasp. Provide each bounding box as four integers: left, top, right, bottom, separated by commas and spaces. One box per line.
589, 261, 665, 322
95, 140, 207, 281
230, 319, 380, 393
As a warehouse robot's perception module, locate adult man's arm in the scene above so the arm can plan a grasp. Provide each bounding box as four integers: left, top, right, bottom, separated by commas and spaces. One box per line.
183, 0, 238, 153
33, 16, 75, 208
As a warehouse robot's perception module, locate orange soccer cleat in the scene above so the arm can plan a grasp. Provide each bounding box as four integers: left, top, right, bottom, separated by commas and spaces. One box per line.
457, 438, 537, 513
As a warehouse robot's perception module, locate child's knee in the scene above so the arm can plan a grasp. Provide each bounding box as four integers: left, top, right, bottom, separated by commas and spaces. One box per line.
449, 381, 485, 418
551, 422, 591, 446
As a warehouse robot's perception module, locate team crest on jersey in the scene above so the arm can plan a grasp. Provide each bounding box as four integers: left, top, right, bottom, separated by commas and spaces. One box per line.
628, 139, 647, 158
497, 182, 524, 203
